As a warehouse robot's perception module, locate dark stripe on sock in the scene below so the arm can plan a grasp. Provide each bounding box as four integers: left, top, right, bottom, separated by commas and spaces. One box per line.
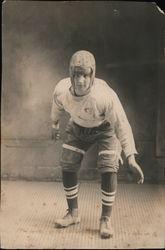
101, 192, 115, 197
66, 192, 78, 198
64, 186, 78, 192
102, 199, 113, 204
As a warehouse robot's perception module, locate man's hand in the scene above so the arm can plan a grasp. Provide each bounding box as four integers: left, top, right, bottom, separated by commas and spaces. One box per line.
51, 121, 60, 141
127, 155, 144, 184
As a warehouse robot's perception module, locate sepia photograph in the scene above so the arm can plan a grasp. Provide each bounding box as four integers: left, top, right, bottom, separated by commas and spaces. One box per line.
1, 1, 165, 249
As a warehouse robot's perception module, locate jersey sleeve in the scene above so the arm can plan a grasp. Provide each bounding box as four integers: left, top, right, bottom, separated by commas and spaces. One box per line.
51, 81, 65, 123
105, 89, 138, 158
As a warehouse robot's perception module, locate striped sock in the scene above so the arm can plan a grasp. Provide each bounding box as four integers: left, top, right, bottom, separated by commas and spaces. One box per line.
101, 172, 117, 217
62, 171, 78, 212
101, 190, 116, 206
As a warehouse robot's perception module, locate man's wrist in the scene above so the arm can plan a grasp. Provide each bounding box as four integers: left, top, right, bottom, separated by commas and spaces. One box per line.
52, 120, 59, 125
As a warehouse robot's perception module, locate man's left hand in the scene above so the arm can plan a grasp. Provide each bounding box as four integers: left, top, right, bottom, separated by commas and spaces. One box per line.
127, 155, 144, 184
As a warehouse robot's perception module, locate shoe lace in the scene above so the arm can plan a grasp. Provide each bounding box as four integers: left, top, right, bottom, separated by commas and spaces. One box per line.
63, 208, 79, 218
63, 209, 71, 219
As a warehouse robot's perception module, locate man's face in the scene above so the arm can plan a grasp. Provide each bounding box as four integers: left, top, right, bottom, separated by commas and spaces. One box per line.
73, 66, 92, 96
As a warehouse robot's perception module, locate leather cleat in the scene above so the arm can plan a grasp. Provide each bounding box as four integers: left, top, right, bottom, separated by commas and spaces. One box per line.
55, 209, 80, 228
99, 216, 114, 239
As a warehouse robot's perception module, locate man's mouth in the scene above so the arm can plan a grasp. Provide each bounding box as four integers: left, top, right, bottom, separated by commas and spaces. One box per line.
76, 85, 84, 89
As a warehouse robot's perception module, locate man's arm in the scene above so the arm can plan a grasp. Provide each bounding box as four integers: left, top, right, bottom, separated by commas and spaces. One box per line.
51, 84, 65, 141
127, 154, 144, 184
106, 90, 137, 156
106, 90, 144, 184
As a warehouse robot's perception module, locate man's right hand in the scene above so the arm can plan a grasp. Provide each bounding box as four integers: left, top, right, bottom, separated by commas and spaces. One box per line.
51, 122, 60, 141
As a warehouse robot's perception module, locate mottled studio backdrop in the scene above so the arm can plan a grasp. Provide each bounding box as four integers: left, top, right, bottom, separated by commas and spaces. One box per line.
2, 1, 165, 182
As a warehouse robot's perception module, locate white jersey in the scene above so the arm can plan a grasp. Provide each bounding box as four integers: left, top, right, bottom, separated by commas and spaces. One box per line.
51, 77, 138, 158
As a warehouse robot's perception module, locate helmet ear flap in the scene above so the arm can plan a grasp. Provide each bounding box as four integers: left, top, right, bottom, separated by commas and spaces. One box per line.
69, 66, 75, 88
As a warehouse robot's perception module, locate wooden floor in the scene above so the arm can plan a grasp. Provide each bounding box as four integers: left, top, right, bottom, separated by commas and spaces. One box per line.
1, 180, 165, 249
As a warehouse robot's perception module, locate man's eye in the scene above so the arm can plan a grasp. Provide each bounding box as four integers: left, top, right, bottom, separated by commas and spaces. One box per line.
74, 73, 89, 78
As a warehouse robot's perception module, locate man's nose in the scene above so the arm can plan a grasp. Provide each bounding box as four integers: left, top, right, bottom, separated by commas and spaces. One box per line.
77, 75, 84, 83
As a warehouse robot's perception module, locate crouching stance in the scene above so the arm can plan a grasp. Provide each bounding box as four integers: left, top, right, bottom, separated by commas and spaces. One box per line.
51, 50, 144, 239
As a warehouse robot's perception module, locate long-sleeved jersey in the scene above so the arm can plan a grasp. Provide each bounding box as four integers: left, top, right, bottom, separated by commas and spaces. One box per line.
51, 77, 138, 158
